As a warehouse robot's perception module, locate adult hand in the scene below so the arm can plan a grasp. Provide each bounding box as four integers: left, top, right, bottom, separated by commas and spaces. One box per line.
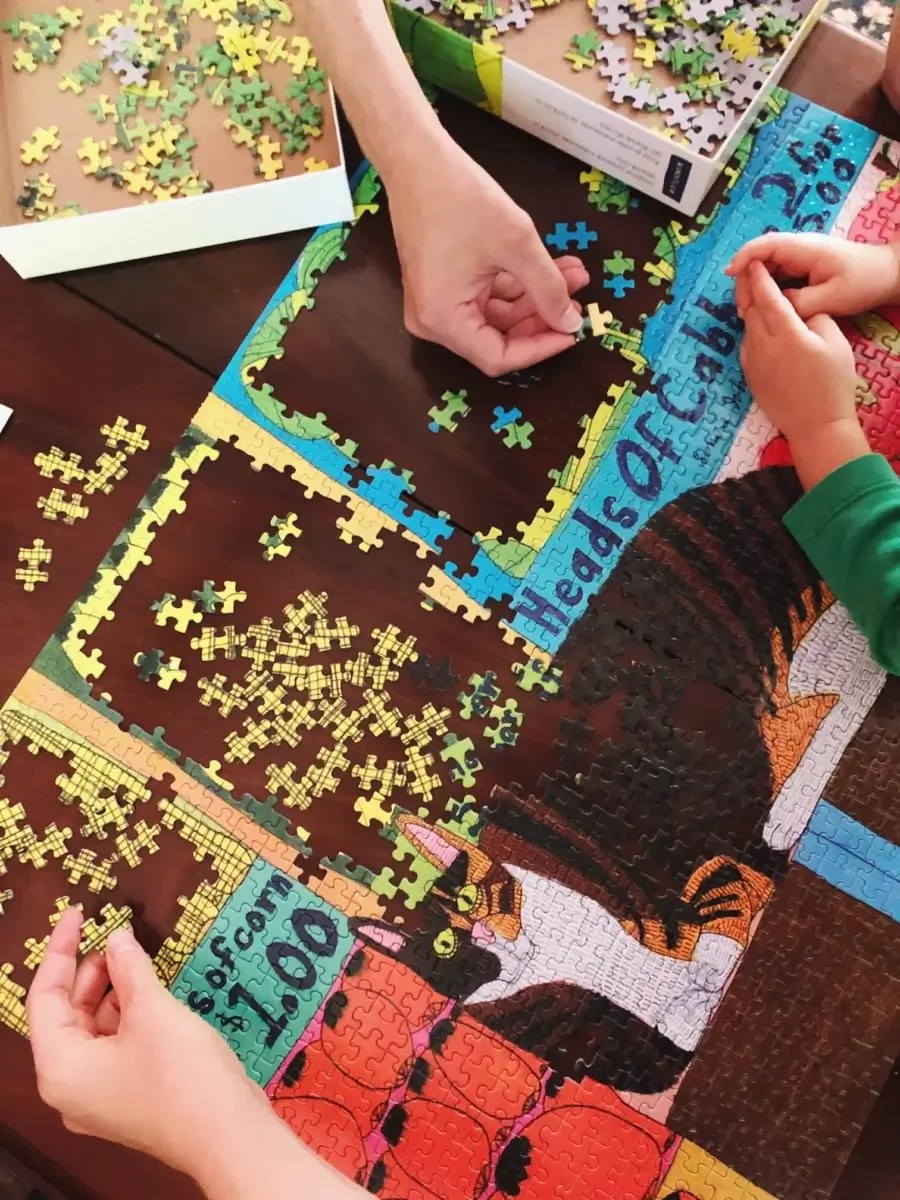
27, 909, 266, 1176
385, 139, 589, 376
726, 231, 900, 319
736, 260, 868, 489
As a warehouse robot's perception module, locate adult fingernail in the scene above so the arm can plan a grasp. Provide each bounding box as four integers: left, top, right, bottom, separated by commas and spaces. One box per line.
561, 304, 582, 334
107, 926, 135, 954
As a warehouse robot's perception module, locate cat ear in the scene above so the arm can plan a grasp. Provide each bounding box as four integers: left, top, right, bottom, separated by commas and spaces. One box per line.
397, 814, 464, 870
350, 920, 409, 956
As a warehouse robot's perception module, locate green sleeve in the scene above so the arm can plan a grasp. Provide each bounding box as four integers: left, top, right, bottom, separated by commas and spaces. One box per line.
784, 453, 900, 674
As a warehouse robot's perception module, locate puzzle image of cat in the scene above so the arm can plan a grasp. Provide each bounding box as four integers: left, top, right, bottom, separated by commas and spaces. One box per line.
1, 87, 898, 1200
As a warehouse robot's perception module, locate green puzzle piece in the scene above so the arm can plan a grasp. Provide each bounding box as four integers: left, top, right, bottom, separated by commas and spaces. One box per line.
603, 250, 635, 277
428, 389, 470, 433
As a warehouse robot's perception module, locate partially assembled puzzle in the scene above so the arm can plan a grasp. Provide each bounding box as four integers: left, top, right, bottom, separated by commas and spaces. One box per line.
2, 86, 899, 1200
0, 0, 352, 273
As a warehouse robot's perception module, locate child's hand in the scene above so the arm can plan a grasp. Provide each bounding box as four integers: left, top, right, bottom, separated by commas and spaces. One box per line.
726, 232, 900, 319
27, 909, 267, 1176
737, 261, 869, 489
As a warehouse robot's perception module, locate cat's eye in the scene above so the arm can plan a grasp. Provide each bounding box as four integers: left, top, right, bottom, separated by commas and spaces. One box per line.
433, 927, 458, 957
457, 883, 479, 913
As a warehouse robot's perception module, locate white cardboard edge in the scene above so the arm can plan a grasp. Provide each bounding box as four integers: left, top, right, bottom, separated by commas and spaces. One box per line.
477, 0, 829, 217
0, 403, 12, 436
501, 58, 715, 217
0, 165, 354, 278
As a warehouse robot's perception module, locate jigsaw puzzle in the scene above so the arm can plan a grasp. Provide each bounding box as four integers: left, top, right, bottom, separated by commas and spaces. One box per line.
391, 0, 823, 153
2, 87, 899, 1200
0, 0, 338, 221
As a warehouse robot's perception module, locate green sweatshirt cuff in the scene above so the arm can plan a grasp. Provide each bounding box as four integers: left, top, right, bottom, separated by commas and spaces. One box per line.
784, 452, 900, 674
784, 453, 897, 544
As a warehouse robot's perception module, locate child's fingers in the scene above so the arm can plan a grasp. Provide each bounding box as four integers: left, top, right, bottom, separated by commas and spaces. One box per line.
806, 312, 853, 357
733, 270, 752, 319
747, 262, 804, 338
784, 281, 839, 320
726, 231, 815, 278
740, 308, 766, 365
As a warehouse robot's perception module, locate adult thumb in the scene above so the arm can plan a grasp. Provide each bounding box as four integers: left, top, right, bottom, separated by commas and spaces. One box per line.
516, 233, 582, 335
105, 927, 161, 1010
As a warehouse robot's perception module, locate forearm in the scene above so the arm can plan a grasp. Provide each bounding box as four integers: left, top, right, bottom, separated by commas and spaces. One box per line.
884, 240, 900, 306
299, 0, 452, 183
192, 1102, 364, 1200
788, 416, 871, 492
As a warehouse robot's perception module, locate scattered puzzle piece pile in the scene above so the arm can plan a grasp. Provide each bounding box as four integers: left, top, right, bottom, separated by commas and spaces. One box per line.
34, 416, 149, 527
393, 0, 815, 151
4, 0, 334, 219
27, 417, 150, 582
589, 1, 814, 150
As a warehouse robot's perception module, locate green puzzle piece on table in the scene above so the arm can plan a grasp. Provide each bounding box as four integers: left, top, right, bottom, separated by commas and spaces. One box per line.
603, 250, 635, 277
428, 389, 470, 433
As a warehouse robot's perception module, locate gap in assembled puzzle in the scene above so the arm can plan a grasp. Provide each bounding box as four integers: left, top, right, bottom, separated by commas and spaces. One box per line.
0, 0, 339, 222
3, 82, 900, 1200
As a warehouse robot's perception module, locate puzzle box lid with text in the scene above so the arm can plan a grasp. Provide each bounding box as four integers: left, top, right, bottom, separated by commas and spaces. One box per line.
389, 0, 829, 216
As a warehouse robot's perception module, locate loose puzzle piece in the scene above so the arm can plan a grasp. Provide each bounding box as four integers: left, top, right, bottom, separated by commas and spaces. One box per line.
37, 488, 89, 524
545, 220, 598, 253
134, 649, 187, 689
14, 539, 52, 591
76, 136, 115, 176
428, 388, 470, 433
34, 446, 85, 485
19, 125, 61, 165
191, 580, 247, 613
491, 405, 535, 450
259, 512, 302, 560
100, 416, 149, 453
151, 593, 202, 633
84, 451, 129, 495
603, 249, 636, 299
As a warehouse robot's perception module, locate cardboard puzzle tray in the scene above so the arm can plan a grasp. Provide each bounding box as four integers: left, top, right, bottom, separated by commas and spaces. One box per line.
0, 0, 352, 275
389, 0, 828, 213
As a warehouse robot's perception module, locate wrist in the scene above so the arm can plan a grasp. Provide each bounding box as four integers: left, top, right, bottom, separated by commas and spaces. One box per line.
884, 241, 900, 306
788, 416, 871, 491
183, 1090, 276, 1196
376, 117, 458, 191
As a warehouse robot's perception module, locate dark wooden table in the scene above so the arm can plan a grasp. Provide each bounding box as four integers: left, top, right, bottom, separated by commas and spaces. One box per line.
0, 17, 898, 1200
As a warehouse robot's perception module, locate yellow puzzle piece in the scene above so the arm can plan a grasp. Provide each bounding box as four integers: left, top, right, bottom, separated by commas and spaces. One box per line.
20, 126, 61, 166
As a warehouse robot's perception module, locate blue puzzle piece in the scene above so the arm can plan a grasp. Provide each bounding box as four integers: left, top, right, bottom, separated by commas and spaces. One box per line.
603, 275, 636, 300
545, 221, 598, 253
491, 406, 522, 432
350, 460, 453, 551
